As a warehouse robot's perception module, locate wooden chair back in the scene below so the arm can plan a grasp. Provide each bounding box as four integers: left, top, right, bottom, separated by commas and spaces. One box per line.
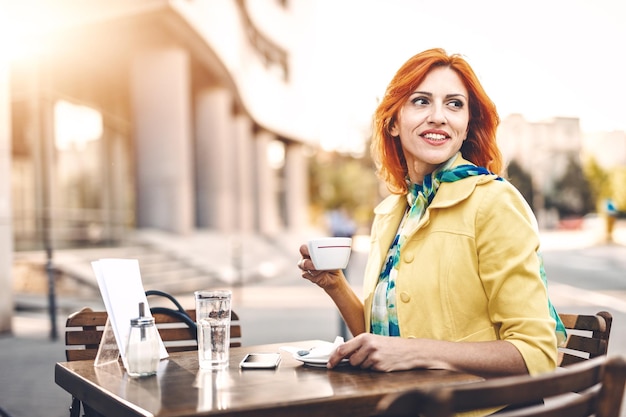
64, 307, 242, 362
558, 311, 612, 367
375, 354, 626, 417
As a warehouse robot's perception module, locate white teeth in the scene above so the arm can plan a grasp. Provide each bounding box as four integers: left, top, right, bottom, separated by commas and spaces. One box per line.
423, 133, 446, 140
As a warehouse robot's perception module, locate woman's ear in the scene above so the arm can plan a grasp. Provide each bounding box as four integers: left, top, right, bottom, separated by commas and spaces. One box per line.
389, 120, 398, 137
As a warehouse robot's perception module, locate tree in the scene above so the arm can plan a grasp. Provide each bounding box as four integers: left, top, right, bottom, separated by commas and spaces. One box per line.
582, 156, 611, 212
505, 160, 534, 210
547, 155, 594, 217
308, 149, 380, 231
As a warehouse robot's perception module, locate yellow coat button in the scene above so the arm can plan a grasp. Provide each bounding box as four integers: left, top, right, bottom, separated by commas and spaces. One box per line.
403, 253, 414, 263
400, 292, 411, 303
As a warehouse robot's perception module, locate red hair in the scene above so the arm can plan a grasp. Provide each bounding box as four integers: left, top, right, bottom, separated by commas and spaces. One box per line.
371, 48, 502, 194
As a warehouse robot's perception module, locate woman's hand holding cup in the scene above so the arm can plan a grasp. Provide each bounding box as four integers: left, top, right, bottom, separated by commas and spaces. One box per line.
298, 237, 352, 289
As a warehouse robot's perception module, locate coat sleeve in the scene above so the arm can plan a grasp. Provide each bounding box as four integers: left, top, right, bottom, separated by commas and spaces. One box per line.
475, 181, 558, 375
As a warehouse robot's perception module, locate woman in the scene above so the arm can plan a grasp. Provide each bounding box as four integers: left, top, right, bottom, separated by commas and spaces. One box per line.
297, 48, 564, 378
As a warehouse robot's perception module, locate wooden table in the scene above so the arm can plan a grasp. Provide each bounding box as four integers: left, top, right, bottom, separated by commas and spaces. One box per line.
55, 340, 481, 417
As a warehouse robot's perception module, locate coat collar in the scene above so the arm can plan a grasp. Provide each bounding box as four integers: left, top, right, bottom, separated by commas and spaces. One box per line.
374, 155, 497, 215
366, 156, 501, 303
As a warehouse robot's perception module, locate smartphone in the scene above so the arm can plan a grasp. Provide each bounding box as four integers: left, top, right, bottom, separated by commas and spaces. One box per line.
239, 353, 282, 369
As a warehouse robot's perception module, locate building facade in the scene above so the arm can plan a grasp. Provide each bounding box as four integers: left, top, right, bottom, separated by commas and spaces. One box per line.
0, 0, 317, 332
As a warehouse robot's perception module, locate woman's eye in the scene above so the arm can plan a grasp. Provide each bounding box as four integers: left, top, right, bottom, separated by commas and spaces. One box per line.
411, 96, 429, 105
447, 99, 464, 109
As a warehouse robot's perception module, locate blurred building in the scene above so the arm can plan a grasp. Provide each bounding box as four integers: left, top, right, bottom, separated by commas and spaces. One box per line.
498, 114, 626, 225
0, 0, 319, 332
583, 130, 626, 169
497, 114, 583, 225
7, 0, 317, 249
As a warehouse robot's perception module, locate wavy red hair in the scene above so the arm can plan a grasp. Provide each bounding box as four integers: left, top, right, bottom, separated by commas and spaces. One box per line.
371, 48, 502, 194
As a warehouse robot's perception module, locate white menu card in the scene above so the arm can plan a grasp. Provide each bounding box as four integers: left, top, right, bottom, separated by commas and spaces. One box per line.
92, 258, 168, 369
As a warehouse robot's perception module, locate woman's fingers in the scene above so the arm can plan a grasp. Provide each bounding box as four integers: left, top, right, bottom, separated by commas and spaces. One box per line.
297, 257, 315, 273
299, 244, 311, 257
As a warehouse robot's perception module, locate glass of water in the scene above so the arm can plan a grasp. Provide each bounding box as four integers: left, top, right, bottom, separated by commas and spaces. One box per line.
194, 289, 232, 370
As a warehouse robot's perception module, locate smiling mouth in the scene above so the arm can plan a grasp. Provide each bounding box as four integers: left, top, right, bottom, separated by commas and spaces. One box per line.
422, 133, 448, 141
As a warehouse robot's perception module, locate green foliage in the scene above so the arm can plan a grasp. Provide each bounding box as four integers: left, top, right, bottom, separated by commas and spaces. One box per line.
505, 160, 534, 210
582, 156, 613, 212
547, 155, 594, 217
308, 149, 380, 230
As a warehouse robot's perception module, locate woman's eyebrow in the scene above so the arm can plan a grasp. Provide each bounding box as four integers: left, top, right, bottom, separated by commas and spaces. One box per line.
411, 91, 467, 100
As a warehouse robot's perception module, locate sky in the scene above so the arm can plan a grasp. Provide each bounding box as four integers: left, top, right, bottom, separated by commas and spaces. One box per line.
2, 0, 624, 154
304, 0, 626, 152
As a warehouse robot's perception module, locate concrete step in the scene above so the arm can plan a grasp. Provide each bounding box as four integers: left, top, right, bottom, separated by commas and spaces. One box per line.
13, 230, 310, 310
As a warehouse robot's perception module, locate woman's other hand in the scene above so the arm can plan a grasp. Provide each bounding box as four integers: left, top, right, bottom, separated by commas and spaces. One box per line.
327, 333, 529, 377
327, 333, 416, 372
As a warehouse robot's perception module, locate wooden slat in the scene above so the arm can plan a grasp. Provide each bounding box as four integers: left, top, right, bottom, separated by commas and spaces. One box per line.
65, 306, 243, 362
65, 349, 99, 362
558, 311, 613, 368
376, 355, 626, 417
559, 314, 602, 331
566, 334, 604, 355
230, 327, 242, 339
560, 354, 588, 367
156, 327, 195, 342
165, 345, 197, 353
66, 309, 108, 327
66, 329, 104, 346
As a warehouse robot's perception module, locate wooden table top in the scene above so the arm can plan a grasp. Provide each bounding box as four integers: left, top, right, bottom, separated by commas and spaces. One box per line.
55, 340, 482, 417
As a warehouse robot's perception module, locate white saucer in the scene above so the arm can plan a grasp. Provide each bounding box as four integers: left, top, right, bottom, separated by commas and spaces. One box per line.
291, 353, 349, 367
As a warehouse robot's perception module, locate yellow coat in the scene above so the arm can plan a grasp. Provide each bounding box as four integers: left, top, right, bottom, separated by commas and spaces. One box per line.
363, 157, 558, 376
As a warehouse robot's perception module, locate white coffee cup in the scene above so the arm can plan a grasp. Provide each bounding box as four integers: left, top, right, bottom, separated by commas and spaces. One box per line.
307, 237, 352, 270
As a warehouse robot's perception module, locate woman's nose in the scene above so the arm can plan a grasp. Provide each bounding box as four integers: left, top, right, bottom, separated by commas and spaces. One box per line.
427, 104, 446, 124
